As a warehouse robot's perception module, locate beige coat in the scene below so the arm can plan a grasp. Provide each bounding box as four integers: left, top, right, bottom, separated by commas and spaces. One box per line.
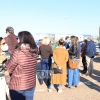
51, 47, 69, 85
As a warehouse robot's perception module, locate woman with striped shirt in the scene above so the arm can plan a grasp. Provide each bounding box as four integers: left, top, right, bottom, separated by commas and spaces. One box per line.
4, 31, 38, 100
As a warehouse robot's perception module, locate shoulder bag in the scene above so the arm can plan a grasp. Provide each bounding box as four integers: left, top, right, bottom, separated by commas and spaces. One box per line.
52, 63, 62, 74
68, 58, 78, 69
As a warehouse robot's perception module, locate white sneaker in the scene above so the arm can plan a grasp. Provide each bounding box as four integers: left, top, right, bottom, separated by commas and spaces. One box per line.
58, 89, 63, 93
48, 89, 52, 92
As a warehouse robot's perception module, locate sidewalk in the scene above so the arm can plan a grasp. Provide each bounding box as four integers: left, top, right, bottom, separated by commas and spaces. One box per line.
34, 57, 100, 100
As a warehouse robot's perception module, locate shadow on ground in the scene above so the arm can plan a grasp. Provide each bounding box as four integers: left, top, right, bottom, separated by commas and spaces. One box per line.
80, 68, 100, 92
36, 61, 100, 92
80, 76, 100, 92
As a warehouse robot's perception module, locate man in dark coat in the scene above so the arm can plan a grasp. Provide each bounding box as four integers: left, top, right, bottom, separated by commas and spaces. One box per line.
85, 36, 96, 76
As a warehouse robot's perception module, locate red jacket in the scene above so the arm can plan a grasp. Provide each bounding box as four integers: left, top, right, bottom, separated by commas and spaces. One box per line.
5, 49, 37, 90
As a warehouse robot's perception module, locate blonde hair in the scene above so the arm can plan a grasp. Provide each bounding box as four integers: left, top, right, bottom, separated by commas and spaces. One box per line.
42, 37, 50, 45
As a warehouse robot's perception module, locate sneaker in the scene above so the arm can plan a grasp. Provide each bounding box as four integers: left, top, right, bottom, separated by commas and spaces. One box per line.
58, 89, 63, 93
68, 87, 72, 89
48, 89, 52, 93
75, 85, 78, 88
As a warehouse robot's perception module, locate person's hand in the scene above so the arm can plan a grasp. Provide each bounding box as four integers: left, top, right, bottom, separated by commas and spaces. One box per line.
5, 71, 10, 85
5, 75, 10, 85
4, 71, 9, 76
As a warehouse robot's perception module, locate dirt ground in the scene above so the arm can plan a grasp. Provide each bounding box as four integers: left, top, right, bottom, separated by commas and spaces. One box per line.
34, 56, 100, 100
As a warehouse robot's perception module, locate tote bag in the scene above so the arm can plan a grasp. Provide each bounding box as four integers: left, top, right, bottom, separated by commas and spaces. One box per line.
68, 59, 78, 69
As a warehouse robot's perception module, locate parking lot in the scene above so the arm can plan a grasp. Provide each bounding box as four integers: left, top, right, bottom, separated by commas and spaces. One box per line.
34, 56, 100, 100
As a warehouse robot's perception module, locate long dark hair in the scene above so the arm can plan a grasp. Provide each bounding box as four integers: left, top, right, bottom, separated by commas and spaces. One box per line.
16, 31, 38, 54
0, 37, 3, 52
0, 37, 3, 43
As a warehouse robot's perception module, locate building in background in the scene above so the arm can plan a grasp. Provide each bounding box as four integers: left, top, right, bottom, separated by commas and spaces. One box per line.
83, 35, 91, 39
35, 33, 55, 41
57, 34, 84, 41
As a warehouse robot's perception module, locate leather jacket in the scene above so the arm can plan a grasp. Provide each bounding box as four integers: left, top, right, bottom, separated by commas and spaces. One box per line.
69, 44, 77, 58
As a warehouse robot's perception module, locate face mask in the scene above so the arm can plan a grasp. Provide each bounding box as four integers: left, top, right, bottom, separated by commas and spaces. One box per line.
1, 44, 9, 51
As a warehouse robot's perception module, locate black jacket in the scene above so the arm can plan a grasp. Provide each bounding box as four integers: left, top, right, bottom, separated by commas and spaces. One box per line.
69, 44, 77, 58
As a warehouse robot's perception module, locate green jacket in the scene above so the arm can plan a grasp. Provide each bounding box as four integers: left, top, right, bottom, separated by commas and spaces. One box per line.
51, 42, 57, 51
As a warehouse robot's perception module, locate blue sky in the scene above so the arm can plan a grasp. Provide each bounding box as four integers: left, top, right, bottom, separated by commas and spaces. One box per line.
0, 0, 100, 39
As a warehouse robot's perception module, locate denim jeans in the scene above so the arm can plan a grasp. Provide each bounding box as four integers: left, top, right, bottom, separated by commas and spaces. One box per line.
10, 87, 35, 100
40, 58, 52, 84
68, 68, 79, 87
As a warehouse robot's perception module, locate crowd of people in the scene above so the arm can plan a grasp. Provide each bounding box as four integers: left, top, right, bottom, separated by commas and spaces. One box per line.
0, 26, 96, 100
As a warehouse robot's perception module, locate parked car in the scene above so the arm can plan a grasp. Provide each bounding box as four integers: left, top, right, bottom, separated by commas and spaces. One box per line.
95, 43, 100, 55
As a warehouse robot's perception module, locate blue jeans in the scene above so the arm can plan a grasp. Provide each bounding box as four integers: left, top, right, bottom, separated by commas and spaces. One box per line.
77, 59, 80, 83
68, 68, 79, 87
49, 84, 62, 89
40, 58, 52, 84
10, 87, 35, 100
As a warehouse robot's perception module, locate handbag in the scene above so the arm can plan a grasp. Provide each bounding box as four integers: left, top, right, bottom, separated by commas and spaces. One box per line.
52, 63, 62, 74
68, 58, 78, 69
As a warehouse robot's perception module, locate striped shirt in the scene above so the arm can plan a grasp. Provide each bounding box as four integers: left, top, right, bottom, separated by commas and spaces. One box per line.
5, 49, 37, 90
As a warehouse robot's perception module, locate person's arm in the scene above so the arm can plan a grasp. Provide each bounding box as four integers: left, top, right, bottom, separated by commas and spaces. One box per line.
85, 42, 89, 53
93, 43, 96, 56
65, 50, 69, 62
5, 50, 18, 75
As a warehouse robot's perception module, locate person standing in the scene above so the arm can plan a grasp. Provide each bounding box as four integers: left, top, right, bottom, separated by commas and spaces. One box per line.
49, 39, 69, 93
4, 31, 37, 100
0, 37, 11, 100
75, 37, 81, 67
85, 36, 96, 76
50, 38, 57, 51
1, 26, 18, 53
81, 39, 88, 74
39, 37, 53, 86
68, 36, 79, 88
65, 36, 70, 49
